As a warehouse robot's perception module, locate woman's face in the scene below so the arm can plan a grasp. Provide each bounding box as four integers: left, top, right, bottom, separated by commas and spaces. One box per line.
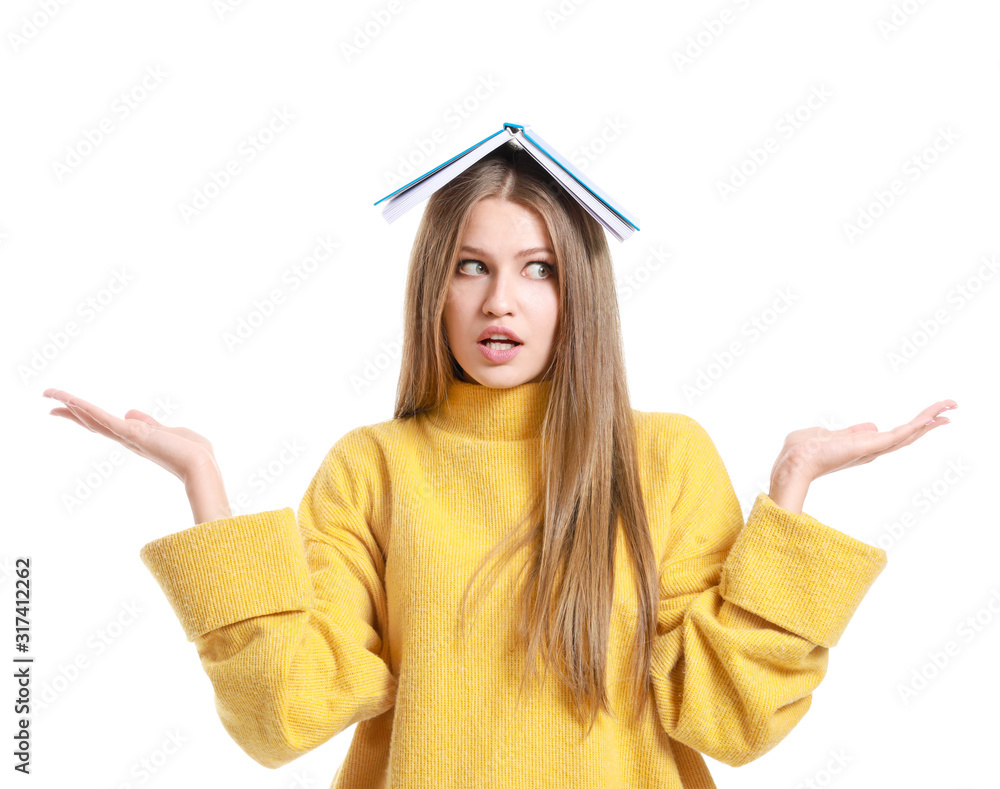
443, 197, 560, 388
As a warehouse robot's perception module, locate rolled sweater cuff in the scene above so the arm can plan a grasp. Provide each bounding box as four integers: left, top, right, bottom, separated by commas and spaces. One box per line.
138, 508, 313, 641
719, 493, 888, 648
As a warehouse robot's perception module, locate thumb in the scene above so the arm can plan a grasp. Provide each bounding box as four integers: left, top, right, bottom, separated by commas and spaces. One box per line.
843, 422, 877, 434
124, 409, 161, 426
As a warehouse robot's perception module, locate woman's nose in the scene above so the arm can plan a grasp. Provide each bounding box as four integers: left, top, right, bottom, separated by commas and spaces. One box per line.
482, 273, 516, 313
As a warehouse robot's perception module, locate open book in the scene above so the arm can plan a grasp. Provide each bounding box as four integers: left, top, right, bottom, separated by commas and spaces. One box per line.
373, 122, 640, 243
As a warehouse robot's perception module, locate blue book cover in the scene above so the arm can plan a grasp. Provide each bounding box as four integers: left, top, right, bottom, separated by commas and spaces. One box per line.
374, 122, 639, 235
373, 126, 510, 207
505, 123, 639, 232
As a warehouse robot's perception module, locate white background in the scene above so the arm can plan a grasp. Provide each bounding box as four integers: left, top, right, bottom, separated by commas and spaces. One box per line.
4, 0, 998, 787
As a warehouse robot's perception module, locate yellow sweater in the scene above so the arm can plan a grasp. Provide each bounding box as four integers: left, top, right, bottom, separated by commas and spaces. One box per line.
139, 379, 888, 788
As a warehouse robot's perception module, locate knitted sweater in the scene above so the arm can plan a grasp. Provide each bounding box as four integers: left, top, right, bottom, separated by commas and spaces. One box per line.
139, 379, 888, 789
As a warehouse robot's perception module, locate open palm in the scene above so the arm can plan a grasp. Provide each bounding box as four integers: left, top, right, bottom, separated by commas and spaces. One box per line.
780, 399, 958, 481
42, 388, 218, 484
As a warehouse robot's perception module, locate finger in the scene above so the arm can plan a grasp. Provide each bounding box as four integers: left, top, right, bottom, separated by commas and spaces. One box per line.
46, 391, 143, 445
49, 408, 90, 430
817, 404, 955, 472
831, 417, 926, 463
883, 403, 956, 445
875, 420, 943, 456
911, 400, 958, 427
62, 402, 141, 448
61, 399, 190, 466
835, 401, 954, 441
849, 417, 949, 465
62, 401, 151, 454
872, 403, 950, 446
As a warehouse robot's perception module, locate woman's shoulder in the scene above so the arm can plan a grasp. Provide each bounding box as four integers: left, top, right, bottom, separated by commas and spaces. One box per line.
630, 408, 707, 459
320, 414, 423, 469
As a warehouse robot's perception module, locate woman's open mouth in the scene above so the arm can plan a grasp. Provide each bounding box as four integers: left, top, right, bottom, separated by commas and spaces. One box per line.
478, 339, 523, 363
479, 339, 521, 350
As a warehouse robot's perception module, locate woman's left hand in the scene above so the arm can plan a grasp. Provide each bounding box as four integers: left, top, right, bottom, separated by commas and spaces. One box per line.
774, 399, 958, 484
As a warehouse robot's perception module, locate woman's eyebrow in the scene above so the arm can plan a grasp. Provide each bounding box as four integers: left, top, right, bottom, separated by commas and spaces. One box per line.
459, 245, 554, 258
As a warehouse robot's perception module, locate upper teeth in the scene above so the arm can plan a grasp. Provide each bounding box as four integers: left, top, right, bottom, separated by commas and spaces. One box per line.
486, 334, 514, 341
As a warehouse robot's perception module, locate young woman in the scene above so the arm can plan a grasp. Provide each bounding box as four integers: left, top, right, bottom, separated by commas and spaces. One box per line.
43, 141, 956, 788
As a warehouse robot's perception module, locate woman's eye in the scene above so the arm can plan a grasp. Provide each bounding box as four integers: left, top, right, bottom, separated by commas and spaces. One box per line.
528, 261, 555, 279
456, 260, 556, 278
457, 260, 485, 275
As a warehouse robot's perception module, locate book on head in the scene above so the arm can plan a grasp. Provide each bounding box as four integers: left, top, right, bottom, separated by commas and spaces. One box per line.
373, 122, 640, 243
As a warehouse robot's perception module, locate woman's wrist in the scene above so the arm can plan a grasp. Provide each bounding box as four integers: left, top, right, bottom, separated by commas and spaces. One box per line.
768, 461, 812, 515
184, 468, 232, 525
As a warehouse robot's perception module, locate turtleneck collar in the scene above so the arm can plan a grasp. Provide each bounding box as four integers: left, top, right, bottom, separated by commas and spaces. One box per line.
424, 378, 552, 441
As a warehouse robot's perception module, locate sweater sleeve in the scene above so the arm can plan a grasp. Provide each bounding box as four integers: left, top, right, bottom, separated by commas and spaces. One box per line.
649, 415, 887, 768
138, 429, 398, 769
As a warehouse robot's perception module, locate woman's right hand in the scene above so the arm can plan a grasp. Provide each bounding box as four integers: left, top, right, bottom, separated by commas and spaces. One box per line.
42, 387, 220, 486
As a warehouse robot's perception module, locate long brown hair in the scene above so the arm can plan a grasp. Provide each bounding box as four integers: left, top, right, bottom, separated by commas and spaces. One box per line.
392, 140, 659, 735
